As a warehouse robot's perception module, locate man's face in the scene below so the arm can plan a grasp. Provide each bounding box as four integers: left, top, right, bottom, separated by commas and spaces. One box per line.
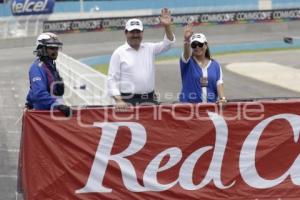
125, 29, 143, 49
46, 46, 59, 60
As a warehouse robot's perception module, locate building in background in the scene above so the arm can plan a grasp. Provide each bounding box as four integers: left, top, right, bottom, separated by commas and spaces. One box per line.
1, 0, 300, 39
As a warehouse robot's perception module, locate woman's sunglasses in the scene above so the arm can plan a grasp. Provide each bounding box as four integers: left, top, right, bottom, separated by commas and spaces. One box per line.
191, 42, 204, 49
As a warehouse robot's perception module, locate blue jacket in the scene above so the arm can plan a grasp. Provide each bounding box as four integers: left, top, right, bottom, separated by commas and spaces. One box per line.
26, 59, 62, 110
179, 57, 223, 103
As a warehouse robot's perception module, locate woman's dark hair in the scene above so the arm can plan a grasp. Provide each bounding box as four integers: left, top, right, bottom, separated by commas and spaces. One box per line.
205, 42, 211, 60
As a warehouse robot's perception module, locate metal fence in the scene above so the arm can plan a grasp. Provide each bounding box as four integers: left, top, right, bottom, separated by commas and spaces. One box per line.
56, 52, 112, 106
0, 15, 47, 39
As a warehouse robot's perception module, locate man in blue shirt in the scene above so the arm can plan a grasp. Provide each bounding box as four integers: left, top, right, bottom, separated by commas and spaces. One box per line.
26, 32, 71, 117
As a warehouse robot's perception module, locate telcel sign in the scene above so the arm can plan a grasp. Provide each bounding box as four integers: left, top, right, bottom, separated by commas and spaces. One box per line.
11, 0, 55, 16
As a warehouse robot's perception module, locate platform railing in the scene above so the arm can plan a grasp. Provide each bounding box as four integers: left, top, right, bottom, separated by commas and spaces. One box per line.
56, 52, 112, 106
0, 15, 47, 39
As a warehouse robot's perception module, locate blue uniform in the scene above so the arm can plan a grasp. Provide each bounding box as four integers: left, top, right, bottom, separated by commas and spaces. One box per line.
26, 59, 62, 110
179, 57, 223, 103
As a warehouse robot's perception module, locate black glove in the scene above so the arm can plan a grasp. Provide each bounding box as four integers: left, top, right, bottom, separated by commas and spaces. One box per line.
53, 82, 65, 96
52, 78, 65, 96
25, 102, 33, 109
54, 104, 72, 117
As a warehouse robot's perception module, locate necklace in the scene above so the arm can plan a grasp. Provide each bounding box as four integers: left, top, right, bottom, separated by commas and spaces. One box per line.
195, 57, 209, 68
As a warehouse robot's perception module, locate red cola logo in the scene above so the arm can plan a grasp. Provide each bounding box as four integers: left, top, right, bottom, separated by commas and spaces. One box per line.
76, 112, 300, 193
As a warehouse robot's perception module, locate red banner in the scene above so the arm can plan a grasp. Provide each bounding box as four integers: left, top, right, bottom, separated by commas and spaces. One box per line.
19, 101, 300, 199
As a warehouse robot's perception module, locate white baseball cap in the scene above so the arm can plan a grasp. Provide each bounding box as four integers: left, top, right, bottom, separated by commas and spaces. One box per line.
35, 32, 63, 49
125, 18, 143, 31
190, 33, 207, 44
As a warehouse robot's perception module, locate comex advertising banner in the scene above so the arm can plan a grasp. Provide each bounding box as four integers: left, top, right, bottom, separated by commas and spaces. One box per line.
43, 8, 300, 33
19, 101, 300, 199
11, 0, 55, 16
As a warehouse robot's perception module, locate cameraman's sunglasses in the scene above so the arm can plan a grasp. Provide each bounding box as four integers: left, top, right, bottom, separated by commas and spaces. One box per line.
191, 42, 204, 49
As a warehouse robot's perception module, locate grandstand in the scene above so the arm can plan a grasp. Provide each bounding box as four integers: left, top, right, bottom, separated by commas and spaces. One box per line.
1, 0, 300, 40
1, 0, 300, 16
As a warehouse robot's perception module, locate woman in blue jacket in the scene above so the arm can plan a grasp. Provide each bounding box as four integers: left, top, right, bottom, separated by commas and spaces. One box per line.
179, 24, 226, 104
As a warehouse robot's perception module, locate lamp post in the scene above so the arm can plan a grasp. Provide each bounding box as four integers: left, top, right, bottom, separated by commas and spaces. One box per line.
80, 0, 84, 12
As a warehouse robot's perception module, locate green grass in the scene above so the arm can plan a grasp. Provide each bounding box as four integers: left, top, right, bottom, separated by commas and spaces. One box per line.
92, 64, 109, 75
91, 47, 300, 75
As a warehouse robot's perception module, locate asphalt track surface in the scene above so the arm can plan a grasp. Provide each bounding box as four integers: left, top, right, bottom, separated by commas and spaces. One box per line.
1, 21, 300, 199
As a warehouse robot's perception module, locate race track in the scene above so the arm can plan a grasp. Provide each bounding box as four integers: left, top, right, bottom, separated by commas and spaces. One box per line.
1, 20, 300, 199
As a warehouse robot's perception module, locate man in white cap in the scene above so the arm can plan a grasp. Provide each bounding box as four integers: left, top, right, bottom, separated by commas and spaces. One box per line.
107, 8, 175, 110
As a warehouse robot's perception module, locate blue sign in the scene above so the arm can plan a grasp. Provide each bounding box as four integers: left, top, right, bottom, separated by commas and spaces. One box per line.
11, 0, 55, 16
